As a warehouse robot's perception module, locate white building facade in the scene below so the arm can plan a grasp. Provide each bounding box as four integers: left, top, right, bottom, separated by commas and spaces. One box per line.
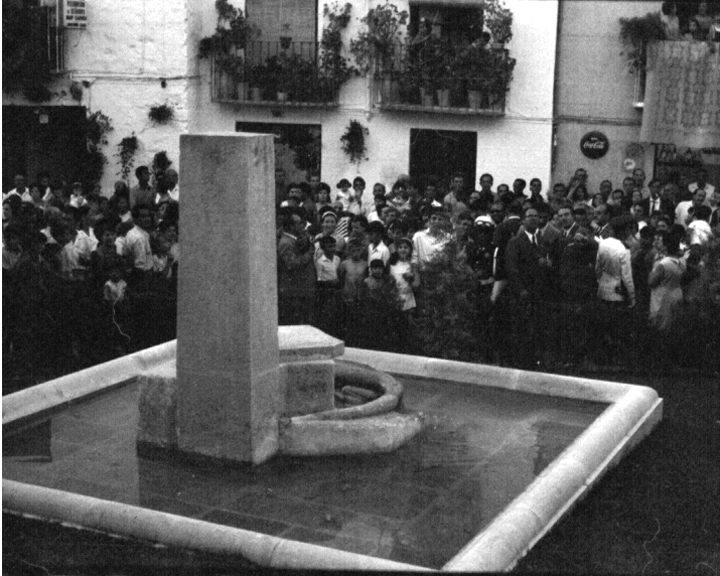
3, 0, 558, 196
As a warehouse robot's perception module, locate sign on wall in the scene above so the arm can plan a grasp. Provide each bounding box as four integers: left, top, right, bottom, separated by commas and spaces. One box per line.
580, 131, 609, 160
63, 0, 87, 29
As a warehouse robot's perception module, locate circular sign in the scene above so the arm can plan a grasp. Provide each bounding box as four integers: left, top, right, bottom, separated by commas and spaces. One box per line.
580, 131, 609, 159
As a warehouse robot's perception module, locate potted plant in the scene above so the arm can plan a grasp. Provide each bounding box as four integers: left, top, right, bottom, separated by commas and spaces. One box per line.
198, 0, 259, 100
453, 44, 490, 109
350, 2, 408, 103
318, 2, 357, 103
481, 49, 516, 108
247, 63, 268, 101
418, 36, 455, 107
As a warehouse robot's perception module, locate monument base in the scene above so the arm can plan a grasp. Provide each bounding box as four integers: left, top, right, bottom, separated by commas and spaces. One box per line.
137, 327, 425, 464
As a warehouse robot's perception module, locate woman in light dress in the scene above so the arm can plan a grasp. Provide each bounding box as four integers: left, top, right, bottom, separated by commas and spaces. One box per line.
648, 229, 686, 332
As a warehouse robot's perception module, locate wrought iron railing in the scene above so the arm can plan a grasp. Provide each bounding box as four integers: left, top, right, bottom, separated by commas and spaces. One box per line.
373, 45, 511, 115
211, 40, 341, 105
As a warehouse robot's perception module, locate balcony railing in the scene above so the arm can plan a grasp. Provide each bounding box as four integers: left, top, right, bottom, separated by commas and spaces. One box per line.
373, 45, 511, 115
210, 40, 341, 106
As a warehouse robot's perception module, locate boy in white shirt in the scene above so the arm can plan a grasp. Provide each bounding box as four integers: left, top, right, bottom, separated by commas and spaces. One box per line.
314, 235, 341, 336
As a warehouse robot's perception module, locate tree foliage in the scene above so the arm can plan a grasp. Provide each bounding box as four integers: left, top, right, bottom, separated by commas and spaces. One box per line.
410, 239, 481, 362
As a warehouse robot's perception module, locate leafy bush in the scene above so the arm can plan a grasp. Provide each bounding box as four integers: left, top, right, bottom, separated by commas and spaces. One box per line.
410, 239, 481, 362
619, 12, 665, 74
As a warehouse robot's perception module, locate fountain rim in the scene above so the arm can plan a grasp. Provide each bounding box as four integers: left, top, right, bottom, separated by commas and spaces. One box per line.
2, 340, 662, 572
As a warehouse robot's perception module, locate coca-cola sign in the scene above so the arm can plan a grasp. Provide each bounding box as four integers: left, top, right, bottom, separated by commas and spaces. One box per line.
580, 131, 609, 159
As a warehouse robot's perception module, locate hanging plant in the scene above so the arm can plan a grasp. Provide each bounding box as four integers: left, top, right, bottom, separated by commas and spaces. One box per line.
116, 133, 139, 183
319, 2, 357, 92
79, 110, 113, 186
148, 103, 175, 124
152, 150, 172, 174
340, 120, 368, 166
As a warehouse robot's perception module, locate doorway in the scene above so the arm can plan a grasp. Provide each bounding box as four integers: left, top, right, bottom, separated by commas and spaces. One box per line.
409, 128, 477, 191
2, 105, 87, 190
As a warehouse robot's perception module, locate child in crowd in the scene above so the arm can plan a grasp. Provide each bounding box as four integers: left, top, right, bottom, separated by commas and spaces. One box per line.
367, 221, 390, 266
314, 235, 341, 337
388, 238, 419, 313
347, 177, 367, 215
334, 179, 352, 210
114, 220, 134, 259
388, 237, 419, 353
315, 182, 333, 213
337, 237, 368, 344
359, 259, 399, 351
90, 217, 127, 291
102, 265, 129, 355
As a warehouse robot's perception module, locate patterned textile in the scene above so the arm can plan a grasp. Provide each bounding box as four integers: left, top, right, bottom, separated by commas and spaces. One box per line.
640, 41, 720, 148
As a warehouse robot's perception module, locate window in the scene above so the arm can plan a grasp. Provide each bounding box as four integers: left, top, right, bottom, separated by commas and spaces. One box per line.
408, 2, 483, 46
245, 0, 318, 45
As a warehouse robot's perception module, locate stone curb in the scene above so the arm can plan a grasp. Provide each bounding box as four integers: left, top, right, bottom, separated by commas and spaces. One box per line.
2, 343, 662, 572
2, 341, 177, 425
340, 349, 662, 572
2, 480, 429, 572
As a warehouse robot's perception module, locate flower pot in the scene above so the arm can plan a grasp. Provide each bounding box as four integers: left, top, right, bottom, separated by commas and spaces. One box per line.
436, 88, 451, 108
236, 81, 248, 101
381, 78, 399, 104
250, 86, 262, 101
467, 89, 482, 110
420, 88, 434, 107
276, 91, 288, 102
217, 74, 232, 99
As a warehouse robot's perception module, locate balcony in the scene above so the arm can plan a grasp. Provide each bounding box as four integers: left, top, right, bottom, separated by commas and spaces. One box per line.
373, 44, 512, 116
210, 40, 342, 107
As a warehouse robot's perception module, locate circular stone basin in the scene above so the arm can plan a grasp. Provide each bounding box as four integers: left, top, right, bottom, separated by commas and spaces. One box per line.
292, 360, 404, 422
278, 360, 423, 456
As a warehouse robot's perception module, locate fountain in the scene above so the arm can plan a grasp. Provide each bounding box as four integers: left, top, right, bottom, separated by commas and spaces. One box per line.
2, 134, 663, 571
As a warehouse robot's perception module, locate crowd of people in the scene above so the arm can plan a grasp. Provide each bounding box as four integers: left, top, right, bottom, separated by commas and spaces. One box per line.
3, 166, 180, 384
3, 159, 719, 388
275, 166, 719, 371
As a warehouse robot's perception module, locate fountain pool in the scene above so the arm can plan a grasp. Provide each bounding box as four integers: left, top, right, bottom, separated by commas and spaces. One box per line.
3, 341, 661, 571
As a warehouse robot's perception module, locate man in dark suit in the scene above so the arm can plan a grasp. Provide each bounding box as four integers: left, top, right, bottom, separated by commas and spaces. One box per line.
506, 207, 553, 369
642, 178, 674, 221
552, 206, 599, 368
277, 207, 316, 325
489, 200, 523, 366
593, 202, 613, 240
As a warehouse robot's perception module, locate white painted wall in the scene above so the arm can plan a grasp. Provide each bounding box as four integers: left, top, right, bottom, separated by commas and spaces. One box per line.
553, 1, 658, 192
3, 0, 559, 196
191, 0, 559, 194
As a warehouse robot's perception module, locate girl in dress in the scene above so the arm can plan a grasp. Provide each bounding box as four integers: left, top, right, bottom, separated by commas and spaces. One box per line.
388, 238, 419, 353
388, 237, 419, 314
648, 229, 686, 333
